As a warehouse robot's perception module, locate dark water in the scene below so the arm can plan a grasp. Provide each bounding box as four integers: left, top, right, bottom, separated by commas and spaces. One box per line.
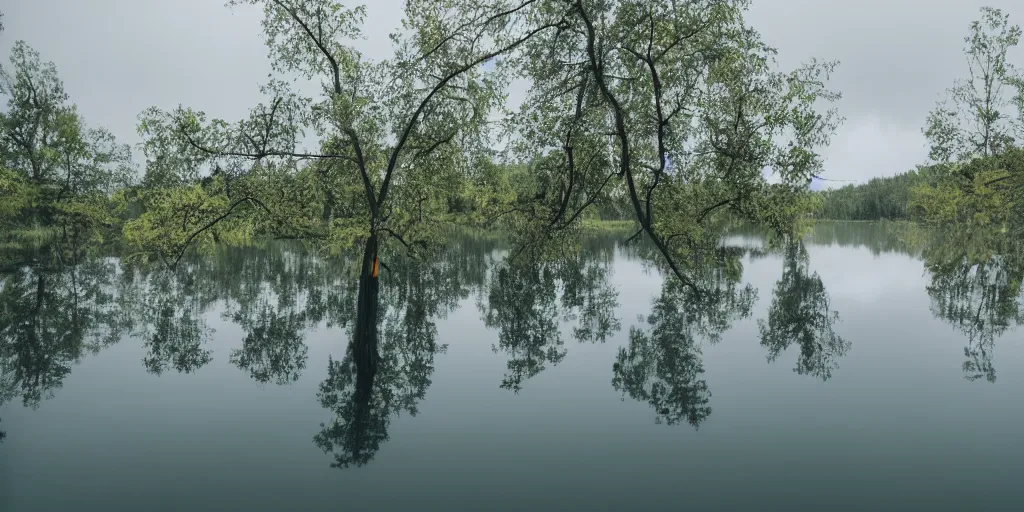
2, 222, 1023, 511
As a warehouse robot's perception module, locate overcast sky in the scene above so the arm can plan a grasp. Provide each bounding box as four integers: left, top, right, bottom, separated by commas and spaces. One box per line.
1, 0, 1021, 187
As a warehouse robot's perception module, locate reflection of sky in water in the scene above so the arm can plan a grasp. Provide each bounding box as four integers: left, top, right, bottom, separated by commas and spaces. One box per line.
808, 245, 925, 302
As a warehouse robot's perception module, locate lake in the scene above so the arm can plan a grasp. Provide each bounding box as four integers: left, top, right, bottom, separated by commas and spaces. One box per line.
2, 222, 1023, 511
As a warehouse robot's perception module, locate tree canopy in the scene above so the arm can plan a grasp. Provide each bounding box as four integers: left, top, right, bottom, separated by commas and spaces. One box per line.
924, 7, 1024, 163
113, 0, 841, 291
0, 39, 134, 246
911, 7, 1024, 228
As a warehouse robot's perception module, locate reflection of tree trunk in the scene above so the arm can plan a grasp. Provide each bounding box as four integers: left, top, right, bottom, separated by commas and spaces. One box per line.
353, 234, 380, 394
27, 273, 47, 344
34, 273, 46, 317
349, 234, 380, 464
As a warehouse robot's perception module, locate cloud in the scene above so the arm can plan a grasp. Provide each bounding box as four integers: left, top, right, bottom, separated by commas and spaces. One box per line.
816, 114, 929, 187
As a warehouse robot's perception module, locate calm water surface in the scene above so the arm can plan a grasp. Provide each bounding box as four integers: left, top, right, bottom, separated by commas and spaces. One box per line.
2, 222, 1023, 511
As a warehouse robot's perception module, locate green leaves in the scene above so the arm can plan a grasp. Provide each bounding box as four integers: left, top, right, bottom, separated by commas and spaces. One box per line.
228, 0, 366, 94
0, 41, 135, 245
913, 10, 1024, 240
909, 147, 1024, 227
0, 166, 37, 221
122, 183, 258, 265
497, 0, 840, 289
816, 167, 936, 221
925, 7, 1024, 162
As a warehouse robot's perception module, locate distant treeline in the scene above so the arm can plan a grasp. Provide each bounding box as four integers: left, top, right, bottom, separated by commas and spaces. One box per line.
814, 167, 939, 221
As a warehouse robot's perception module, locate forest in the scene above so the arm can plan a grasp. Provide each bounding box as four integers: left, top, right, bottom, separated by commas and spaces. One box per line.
815, 168, 935, 221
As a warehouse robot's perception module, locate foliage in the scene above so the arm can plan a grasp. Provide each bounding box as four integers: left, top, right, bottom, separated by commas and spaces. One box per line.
0, 40, 134, 244
129, 0, 519, 264
118, 0, 841, 299
496, 0, 841, 289
0, 165, 39, 220
906, 7, 1024, 253
908, 147, 1024, 227
924, 7, 1024, 163
816, 167, 938, 220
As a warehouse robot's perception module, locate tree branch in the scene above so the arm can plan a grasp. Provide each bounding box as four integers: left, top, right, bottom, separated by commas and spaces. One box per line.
696, 197, 735, 224
378, 18, 567, 209
171, 196, 265, 267
577, 0, 698, 294
344, 127, 379, 222
181, 132, 355, 163
270, 0, 342, 95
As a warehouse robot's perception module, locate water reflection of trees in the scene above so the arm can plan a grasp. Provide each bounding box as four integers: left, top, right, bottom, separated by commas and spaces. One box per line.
0, 253, 127, 443
121, 266, 214, 375
613, 246, 756, 428
116, 243, 366, 380
759, 241, 849, 381
5, 222, 1020, 453
480, 246, 622, 393
315, 246, 486, 468
0, 235, 496, 458
478, 233, 847, 429
0, 259, 124, 402
759, 222, 1024, 383
918, 226, 1024, 382
119, 238, 492, 467
0, 229, 854, 449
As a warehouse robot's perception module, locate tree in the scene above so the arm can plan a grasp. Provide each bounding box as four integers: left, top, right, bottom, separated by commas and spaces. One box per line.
128, 0, 538, 261
127, 0, 840, 279
0, 40, 134, 241
816, 166, 939, 221
924, 7, 1024, 163
125, 0, 573, 384
502, 0, 841, 285
119, 1, 842, 436
909, 147, 1024, 227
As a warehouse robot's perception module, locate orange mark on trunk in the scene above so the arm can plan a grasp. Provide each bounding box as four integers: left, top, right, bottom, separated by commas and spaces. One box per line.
371, 257, 379, 278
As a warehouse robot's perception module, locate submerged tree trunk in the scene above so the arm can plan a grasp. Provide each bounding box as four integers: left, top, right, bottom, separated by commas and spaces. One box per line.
352, 234, 380, 385
346, 234, 381, 464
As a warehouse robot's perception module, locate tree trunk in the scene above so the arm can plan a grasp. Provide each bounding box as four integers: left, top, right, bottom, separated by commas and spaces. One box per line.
352, 234, 380, 385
